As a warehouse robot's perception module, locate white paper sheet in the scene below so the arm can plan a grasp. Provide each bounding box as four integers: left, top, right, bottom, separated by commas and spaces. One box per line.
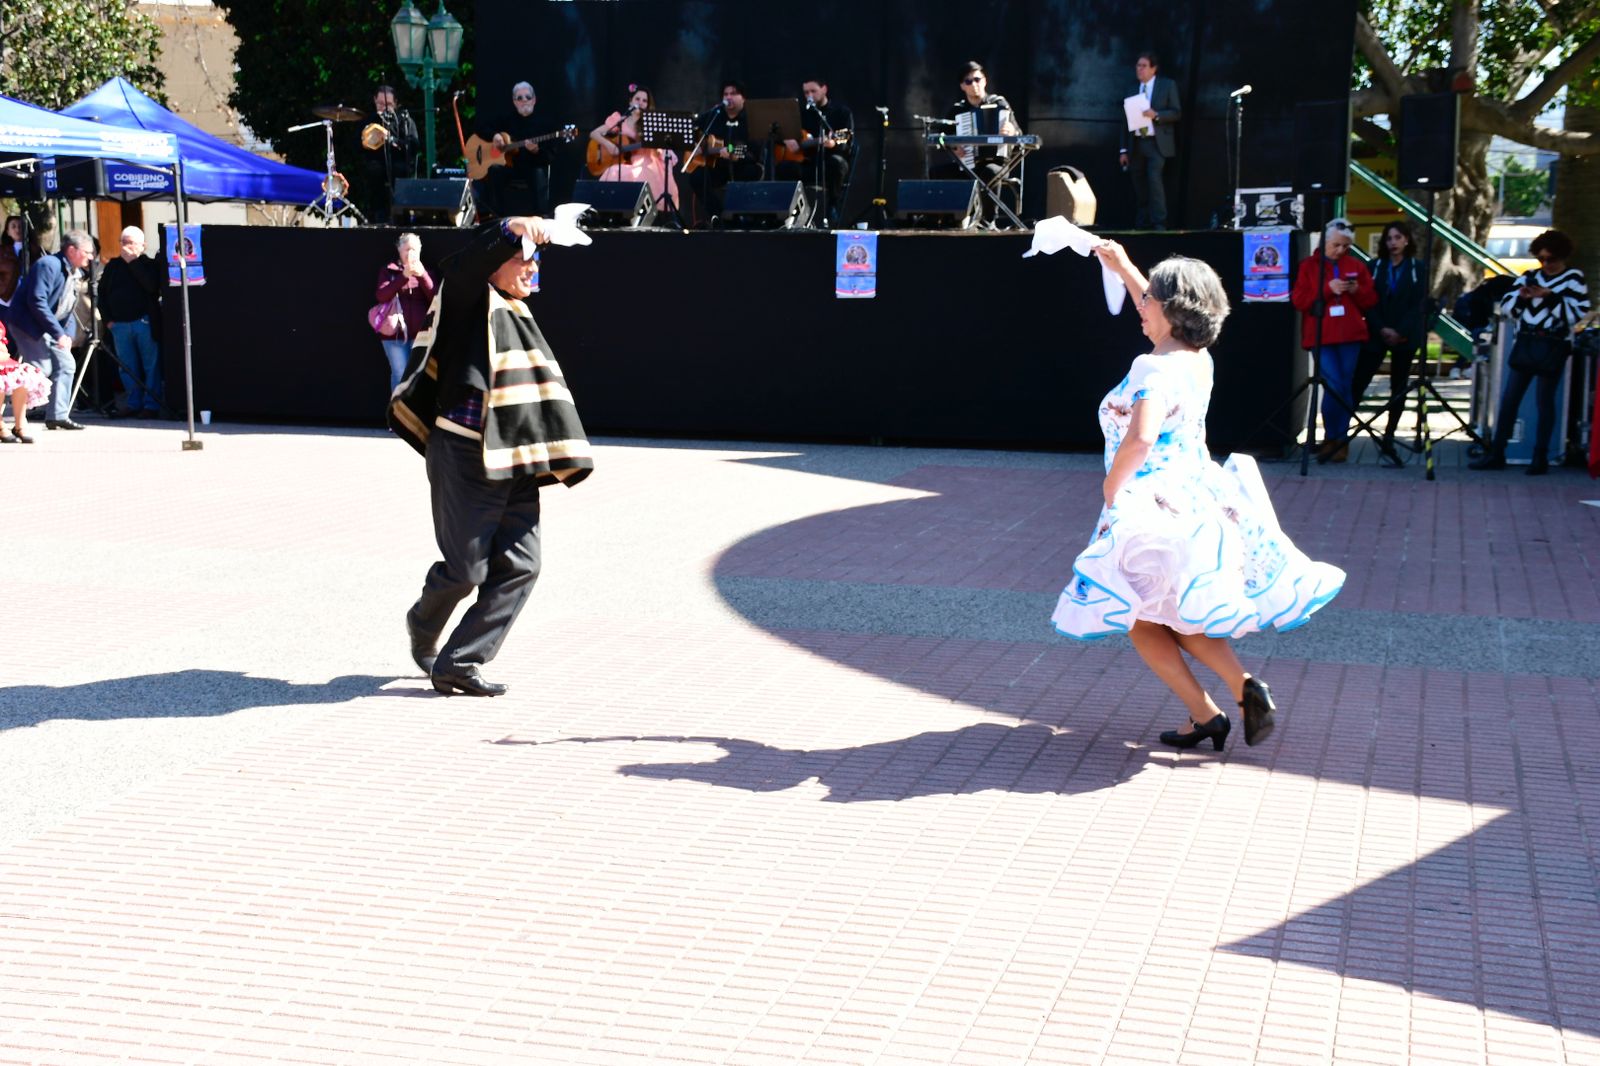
1123, 94, 1153, 135
1022, 215, 1128, 315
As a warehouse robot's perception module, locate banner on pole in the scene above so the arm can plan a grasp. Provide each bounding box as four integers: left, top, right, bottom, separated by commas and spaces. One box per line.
835, 230, 877, 299
165, 223, 205, 286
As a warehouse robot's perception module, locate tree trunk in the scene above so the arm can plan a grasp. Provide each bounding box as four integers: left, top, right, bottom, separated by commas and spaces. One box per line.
1553, 99, 1600, 289
1432, 130, 1495, 304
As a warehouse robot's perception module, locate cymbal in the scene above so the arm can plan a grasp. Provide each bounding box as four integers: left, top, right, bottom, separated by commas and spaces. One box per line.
312, 103, 365, 123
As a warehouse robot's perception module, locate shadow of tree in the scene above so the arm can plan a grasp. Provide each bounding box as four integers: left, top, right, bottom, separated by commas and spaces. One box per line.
0, 671, 391, 731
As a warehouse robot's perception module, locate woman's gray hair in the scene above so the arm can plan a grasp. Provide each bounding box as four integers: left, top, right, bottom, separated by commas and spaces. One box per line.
397, 232, 420, 251
1146, 255, 1230, 348
1323, 216, 1355, 242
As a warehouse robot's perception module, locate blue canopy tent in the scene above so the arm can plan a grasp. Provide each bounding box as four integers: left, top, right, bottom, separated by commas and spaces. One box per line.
0, 93, 205, 448
61, 78, 323, 204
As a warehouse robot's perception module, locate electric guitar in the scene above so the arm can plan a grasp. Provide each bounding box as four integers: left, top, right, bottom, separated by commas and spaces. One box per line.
464, 125, 577, 180
680, 135, 749, 175
772, 128, 853, 165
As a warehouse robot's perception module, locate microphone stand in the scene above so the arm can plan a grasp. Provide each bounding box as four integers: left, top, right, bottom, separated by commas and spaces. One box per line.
1228, 92, 1245, 229
807, 100, 834, 229
682, 103, 723, 225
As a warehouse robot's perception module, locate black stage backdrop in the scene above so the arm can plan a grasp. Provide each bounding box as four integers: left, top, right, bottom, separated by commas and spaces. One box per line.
471, 0, 1358, 228
161, 226, 1309, 453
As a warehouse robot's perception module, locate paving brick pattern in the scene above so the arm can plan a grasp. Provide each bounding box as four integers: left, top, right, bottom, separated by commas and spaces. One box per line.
2, 424, 1598, 1064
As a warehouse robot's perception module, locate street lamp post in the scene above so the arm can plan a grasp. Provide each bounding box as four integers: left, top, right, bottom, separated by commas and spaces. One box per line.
390, 0, 464, 180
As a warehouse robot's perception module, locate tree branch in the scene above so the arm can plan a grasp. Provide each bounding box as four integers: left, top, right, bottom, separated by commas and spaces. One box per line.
1351, 86, 1394, 120
1449, 2, 1479, 76
1355, 12, 1408, 100
1353, 117, 1395, 155
1466, 96, 1600, 155
1511, 29, 1600, 123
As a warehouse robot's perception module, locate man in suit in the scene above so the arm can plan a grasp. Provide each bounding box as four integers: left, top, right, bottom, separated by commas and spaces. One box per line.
10, 229, 94, 430
1118, 52, 1182, 230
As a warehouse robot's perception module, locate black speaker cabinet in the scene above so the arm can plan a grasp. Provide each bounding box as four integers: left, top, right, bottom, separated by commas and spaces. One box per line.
0, 164, 48, 199
571, 179, 656, 228
896, 179, 980, 228
1292, 100, 1352, 194
1398, 93, 1460, 190
722, 181, 805, 228
391, 178, 475, 226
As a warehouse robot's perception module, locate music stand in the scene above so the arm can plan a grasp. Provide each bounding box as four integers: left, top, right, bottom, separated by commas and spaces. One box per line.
743, 98, 804, 180
640, 108, 696, 229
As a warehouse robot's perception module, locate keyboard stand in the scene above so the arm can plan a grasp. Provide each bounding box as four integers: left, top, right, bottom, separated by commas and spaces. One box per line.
944, 142, 1031, 229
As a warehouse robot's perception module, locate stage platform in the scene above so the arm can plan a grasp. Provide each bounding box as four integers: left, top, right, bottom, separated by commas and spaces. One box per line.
159, 226, 1308, 452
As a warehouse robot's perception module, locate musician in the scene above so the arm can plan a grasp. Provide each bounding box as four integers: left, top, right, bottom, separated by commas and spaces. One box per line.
931, 60, 1022, 223
1117, 52, 1182, 230
588, 84, 679, 206
687, 81, 762, 225
775, 78, 853, 227
474, 81, 558, 218
362, 84, 420, 222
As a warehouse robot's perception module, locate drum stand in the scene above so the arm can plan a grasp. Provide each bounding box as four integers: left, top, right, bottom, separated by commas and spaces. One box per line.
290, 119, 365, 225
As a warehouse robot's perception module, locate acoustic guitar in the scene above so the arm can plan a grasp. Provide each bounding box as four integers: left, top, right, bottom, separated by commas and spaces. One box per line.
680, 135, 749, 175
585, 136, 659, 177
464, 126, 577, 180
772, 128, 853, 166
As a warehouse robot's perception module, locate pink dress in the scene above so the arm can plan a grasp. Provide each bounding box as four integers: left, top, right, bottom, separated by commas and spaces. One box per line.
593, 111, 679, 204
0, 322, 50, 410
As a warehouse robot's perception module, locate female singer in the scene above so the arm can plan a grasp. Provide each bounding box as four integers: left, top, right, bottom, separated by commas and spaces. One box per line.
587, 84, 678, 208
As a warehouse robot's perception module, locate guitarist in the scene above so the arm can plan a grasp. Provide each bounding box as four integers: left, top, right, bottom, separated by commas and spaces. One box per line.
775, 78, 854, 227
473, 81, 559, 218
687, 81, 762, 226
587, 84, 678, 205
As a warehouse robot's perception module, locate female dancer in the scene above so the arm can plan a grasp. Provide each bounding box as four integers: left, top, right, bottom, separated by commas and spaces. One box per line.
1052, 243, 1346, 751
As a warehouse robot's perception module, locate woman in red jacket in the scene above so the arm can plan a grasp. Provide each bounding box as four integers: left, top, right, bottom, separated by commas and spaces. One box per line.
1291, 218, 1377, 462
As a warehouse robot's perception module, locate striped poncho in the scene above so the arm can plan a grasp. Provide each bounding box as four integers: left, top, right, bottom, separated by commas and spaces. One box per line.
389, 280, 594, 487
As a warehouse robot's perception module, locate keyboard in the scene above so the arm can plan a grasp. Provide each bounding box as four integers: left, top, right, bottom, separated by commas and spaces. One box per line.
925, 134, 1042, 148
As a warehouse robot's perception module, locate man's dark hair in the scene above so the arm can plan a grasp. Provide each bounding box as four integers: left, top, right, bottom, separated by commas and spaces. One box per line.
375, 84, 395, 97
1138, 51, 1161, 69
803, 76, 828, 88
960, 60, 986, 82
722, 80, 746, 97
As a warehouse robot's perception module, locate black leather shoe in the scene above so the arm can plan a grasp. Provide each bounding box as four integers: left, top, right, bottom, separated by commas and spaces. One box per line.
11, 430, 33, 444
1159, 711, 1230, 751
1468, 451, 1506, 470
431, 666, 507, 697
1525, 457, 1550, 476
1377, 439, 1405, 468
1240, 677, 1277, 746
406, 613, 438, 675
44, 419, 86, 431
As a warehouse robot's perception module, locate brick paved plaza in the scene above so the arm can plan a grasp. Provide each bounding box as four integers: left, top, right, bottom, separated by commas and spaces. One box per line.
3, 422, 1599, 1065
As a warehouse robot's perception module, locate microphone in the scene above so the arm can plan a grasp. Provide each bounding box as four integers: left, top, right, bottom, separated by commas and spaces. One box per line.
913, 114, 955, 127
804, 100, 818, 112
1229, 84, 1253, 98
874, 106, 889, 116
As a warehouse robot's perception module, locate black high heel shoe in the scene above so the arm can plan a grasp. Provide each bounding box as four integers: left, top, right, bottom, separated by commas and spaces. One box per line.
1159, 711, 1230, 751
1240, 677, 1277, 746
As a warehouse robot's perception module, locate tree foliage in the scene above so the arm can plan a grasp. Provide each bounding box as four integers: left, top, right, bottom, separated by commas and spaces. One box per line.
212, 0, 476, 210
0, 0, 165, 110
1354, 2, 1600, 294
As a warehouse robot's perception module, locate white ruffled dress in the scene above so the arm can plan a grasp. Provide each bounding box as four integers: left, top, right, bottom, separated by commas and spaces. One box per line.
1052, 349, 1345, 640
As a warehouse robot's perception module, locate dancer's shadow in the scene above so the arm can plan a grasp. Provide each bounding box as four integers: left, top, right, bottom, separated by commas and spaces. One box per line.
497, 722, 1151, 802
1, 670, 389, 731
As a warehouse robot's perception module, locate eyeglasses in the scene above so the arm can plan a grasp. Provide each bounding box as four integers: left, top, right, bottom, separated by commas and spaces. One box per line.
513, 94, 534, 102
1139, 292, 1160, 307
962, 77, 984, 85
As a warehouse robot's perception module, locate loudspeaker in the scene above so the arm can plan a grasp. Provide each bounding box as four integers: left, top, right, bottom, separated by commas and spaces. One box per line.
1398, 93, 1460, 190
1044, 166, 1097, 225
722, 181, 805, 228
391, 178, 475, 226
0, 164, 48, 199
1292, 100, 1352, 194
571, 179, 656, 228
896, 179, 980, 228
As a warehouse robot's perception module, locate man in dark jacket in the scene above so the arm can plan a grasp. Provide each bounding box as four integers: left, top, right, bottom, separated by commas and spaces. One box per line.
389, 216, 594, 697
99, 225, 166, 418
11, 229, 94, 430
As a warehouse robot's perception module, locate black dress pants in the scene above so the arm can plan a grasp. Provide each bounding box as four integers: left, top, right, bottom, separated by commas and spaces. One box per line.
1491, 362, 1565, 461
409, 429, 543, 672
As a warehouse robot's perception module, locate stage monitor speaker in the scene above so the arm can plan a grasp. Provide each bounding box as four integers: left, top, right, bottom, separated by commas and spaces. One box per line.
571, 179, 656, 228
1292, 100, 1352, 195
391, 177, 474, 226
722, 181, 805, 228
1044, 166, 1097, 225
0, 164, 47, 199
1397, 92, 1460, 190
896, 179, 980, 228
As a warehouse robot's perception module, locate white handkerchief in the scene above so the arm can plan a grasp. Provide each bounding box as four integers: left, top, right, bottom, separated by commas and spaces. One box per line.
525, 202, 594, 256
1022, 214, 1127, 315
